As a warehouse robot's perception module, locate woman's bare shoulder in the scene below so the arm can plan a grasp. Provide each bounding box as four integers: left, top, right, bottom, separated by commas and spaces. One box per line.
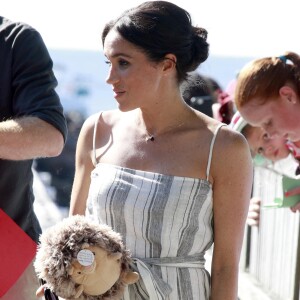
82, 109, 122, 131
210, 123, 252, 177
218, 124, 248, 148
211, 123, 250, 156
189, 111, 249, 153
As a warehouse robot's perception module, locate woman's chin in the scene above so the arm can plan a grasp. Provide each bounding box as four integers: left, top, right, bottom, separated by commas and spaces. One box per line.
117, 103, 136, 112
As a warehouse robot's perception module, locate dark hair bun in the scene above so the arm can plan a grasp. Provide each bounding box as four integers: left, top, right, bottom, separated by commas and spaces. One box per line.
186, 27, 209, 72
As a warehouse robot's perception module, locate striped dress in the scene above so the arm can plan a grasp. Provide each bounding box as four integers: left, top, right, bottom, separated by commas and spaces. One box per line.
86, 121, 224, 300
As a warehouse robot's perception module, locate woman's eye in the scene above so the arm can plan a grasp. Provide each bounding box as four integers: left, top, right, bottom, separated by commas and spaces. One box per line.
119, 59, 129, 67
105, 59, 128, 67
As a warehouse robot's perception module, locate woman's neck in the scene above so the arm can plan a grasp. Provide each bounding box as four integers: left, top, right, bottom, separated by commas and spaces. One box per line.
137, 100, 193, 136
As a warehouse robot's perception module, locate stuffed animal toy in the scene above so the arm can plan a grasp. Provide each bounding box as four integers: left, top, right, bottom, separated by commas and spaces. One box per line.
34, 215, 139, 300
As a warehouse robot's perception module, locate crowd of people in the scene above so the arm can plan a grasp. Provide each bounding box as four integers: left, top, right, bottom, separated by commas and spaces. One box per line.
1, 1, 300, 299
181, 54, 300, 225
231, 53, 300, 221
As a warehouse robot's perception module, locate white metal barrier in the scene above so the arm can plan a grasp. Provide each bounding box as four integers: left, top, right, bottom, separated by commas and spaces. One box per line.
241, 155, 300, 300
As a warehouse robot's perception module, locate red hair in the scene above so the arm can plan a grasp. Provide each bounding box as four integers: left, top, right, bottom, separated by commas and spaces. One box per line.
234, 51, 300, 110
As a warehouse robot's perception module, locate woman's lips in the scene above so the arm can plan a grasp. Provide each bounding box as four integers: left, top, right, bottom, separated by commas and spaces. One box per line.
113, 89, 125, 98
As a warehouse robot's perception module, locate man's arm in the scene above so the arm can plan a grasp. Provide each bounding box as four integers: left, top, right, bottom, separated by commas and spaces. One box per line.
0, 21, 68, 161
0, 116, 64, 160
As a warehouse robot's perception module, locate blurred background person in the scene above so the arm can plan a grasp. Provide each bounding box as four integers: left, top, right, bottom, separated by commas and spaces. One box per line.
180, 71, 221, 118
0, 16, 67, 300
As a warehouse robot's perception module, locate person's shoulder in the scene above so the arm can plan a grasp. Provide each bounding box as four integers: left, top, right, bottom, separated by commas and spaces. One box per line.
0, 16, 14, 30
82, 109, 121, 130
0, 16, 35, 35
194, 112, 243, 145
101, 109, 125, 124
0, 16, 43, 47
207, 121, 252, 179
216, 123, 249, 149
204, 117, 250, 156
217, 127, 252, 176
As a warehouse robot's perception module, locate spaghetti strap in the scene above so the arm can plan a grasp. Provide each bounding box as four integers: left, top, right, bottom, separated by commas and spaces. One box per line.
206, 123, 226, 180
92, 112, 102, 167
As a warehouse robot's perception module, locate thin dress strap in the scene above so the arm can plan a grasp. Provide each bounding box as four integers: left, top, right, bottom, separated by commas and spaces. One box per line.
206, 123, 226, 180
92, 112, 102, 167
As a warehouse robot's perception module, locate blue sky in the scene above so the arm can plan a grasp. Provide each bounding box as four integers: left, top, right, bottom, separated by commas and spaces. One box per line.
2, 0, 299, 58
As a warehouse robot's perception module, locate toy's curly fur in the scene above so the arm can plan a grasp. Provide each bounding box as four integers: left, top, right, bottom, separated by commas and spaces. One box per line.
34, 215, 133, 300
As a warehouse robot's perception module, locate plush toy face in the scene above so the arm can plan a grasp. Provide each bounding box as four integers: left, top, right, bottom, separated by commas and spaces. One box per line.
34, 215, 140, 299
69, 245, 122, 296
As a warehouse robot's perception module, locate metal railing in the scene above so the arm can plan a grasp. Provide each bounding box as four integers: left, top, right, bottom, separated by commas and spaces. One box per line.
241, 155, 300, 300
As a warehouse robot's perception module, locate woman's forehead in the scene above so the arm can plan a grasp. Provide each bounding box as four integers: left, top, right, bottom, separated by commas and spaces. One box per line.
104, 30, 144, 60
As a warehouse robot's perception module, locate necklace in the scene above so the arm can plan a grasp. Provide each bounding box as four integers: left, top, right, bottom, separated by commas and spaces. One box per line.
146, 135, 155, 142
144, 127, 155, 142
144, 121, 185, 142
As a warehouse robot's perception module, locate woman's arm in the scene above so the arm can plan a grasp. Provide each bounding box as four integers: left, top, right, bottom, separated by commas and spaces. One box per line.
69, 115, 96, 216
210, 128, 253, 300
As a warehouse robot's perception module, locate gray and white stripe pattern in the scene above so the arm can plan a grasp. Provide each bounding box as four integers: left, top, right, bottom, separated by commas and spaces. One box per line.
86, 163, 213, 299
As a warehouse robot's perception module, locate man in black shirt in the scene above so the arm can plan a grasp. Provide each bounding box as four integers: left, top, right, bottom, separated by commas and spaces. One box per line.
0, 16, 67, 299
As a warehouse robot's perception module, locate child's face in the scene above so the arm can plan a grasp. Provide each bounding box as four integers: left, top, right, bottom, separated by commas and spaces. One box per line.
239, 92, 300, 142
246, 126, 290, 161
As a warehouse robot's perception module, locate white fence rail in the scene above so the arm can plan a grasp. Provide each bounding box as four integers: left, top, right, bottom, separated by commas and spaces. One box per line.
241, 156, 300, 300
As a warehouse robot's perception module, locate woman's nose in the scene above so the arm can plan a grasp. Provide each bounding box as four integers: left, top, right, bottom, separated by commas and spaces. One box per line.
106, 68, 119, 85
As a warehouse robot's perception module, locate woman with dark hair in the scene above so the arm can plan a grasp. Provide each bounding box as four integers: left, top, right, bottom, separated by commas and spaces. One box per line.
69, 2, 252, 299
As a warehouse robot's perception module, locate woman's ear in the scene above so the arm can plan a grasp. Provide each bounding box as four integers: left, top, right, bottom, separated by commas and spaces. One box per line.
279, 85, 297, 104
162, 54, 177, 72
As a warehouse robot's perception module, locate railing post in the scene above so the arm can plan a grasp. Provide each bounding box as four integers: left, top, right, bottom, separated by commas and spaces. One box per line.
294, 223, 300, 300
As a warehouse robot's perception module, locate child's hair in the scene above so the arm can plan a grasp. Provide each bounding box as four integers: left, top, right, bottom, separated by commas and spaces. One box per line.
235, 51, 300, 110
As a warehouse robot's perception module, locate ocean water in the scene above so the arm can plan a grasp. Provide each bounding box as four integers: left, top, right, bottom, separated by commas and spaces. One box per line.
49, 49, 255, 117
